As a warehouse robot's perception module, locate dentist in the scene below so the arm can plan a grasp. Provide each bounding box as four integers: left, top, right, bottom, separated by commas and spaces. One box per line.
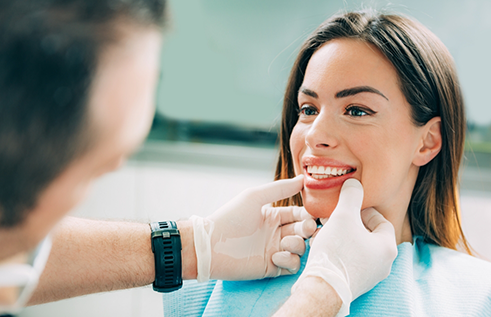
0, 1, 397, 316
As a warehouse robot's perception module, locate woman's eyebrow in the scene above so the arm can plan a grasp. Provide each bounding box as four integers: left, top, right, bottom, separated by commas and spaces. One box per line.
299, 87, 318, 98
336, 86, 389, 101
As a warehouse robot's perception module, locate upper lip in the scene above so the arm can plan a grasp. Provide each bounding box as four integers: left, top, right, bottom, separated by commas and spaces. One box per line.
302, 156, 356, 171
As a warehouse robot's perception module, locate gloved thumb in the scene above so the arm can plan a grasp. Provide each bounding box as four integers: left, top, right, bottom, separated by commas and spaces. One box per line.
247, 175, 304, 206
361, 207, 395, 237
330, 178, 364, 221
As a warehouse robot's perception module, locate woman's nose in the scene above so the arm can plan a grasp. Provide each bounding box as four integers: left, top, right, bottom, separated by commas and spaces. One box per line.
305, 113, 339, 150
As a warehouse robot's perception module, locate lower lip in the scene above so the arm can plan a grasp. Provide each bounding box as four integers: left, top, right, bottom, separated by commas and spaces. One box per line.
303, 169, 356, 190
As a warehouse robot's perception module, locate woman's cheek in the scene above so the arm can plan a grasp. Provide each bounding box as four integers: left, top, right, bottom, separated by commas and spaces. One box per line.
290, 124, 307, 174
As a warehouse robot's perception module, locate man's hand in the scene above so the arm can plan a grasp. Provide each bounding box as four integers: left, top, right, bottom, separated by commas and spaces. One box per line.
190, 175, 316, 281
291, 179, 398, 316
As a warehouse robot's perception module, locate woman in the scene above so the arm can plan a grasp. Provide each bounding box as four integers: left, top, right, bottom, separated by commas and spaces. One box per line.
275, 9, 467, 251
164, 10, 491, 316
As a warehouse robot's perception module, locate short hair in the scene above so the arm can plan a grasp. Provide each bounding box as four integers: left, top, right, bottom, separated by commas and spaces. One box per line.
0, 0, 167, 227
274, 10, 470, 253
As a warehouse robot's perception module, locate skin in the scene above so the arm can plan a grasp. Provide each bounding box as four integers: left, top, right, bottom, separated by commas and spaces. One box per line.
0, 24, 161, 262
290, 38, 442, 244
273, 276, 341, 317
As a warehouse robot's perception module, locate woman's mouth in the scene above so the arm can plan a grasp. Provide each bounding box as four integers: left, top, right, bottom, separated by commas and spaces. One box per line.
302, 159, 357, 190
306, 165, 356, 179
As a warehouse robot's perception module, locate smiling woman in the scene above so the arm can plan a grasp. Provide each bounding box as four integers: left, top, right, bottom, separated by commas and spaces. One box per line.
287, 37, 437, 245
164, 10, 491, 317
275, 13, 467, 250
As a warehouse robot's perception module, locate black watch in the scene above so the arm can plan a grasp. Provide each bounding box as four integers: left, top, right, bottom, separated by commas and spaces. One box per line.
150, 221, 183, 292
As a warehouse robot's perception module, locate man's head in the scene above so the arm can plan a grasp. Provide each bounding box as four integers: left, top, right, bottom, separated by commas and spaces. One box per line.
0, 0, 166, 257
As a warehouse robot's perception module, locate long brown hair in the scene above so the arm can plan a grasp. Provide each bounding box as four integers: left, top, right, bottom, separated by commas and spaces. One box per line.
274, 10, 471, 253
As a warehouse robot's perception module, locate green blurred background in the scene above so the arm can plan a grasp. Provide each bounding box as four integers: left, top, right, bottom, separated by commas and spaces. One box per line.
147, 0, 491, 165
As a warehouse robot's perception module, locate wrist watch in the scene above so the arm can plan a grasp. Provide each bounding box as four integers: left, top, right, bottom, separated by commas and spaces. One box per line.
150, 221, 183, 292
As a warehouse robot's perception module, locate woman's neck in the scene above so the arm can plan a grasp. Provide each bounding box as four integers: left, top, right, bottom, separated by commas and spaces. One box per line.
400, 214, 413, 244
375, 168, 417, 245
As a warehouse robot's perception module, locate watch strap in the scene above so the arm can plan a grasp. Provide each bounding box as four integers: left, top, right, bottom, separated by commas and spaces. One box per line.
150, 221, 183, 292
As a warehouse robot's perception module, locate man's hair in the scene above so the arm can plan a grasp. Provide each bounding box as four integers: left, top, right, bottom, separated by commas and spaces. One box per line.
0, 0, 167, 227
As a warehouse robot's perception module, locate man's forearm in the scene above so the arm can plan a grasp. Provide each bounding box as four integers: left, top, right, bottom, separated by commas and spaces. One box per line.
273, 276, 342, 317
27, 216, 342, 315
28, 217, 197, 305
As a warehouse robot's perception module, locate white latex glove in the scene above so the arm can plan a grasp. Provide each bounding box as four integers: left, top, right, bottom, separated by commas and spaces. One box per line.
292, 179, 398, 317
191, 175, 316, 282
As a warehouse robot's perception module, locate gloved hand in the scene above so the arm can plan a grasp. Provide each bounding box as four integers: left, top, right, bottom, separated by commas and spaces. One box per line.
292, 179, 398, 317
190, 175, 316, 282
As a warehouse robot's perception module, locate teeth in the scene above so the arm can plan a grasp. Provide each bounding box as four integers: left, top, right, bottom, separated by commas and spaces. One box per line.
307, 165, 353, 178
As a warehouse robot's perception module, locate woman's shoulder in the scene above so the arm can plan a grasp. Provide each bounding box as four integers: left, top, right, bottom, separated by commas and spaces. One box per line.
350, 237, 491, 316
414, 237, 491, 288
420, 238, 491, 271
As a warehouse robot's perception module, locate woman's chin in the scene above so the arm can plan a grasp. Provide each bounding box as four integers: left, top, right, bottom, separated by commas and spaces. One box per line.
301, 188, 341, 218
302, 197, 337, 219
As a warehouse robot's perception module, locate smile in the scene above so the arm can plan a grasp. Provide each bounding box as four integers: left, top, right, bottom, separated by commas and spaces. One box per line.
306, 166, 355, 179
301, 156, 357, 190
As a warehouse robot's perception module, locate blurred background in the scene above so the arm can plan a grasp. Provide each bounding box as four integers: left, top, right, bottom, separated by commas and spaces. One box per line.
20, 0, 491, 316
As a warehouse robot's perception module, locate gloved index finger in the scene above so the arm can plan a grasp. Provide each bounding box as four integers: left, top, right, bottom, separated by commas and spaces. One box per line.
248, 175, 304, 207
276, 206, 313, 225
331, 178, 364, 222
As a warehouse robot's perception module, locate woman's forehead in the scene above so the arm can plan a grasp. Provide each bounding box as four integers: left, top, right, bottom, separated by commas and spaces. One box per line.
301, 39, 399, 99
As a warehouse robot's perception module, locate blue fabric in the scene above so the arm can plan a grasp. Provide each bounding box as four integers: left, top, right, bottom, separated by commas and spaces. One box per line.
163, 237, 491, 316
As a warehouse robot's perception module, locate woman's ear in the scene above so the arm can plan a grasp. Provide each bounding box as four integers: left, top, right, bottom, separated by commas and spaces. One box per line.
413, 117, 442, 167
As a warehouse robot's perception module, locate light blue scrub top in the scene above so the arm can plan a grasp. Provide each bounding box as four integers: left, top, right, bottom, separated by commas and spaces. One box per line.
163, 237, 491, 316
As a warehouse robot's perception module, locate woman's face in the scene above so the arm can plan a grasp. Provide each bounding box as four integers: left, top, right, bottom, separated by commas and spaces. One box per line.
290, 38, 424, 237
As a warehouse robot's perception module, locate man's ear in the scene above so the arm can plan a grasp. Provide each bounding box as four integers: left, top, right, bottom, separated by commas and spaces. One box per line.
413, 117, 442, 167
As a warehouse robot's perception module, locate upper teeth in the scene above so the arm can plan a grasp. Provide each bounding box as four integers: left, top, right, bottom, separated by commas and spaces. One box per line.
307, 166, 350, 176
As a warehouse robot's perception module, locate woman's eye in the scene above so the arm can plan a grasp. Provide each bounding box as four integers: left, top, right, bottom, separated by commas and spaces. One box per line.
298, 105, 318, 116
345, 105, 373, 117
